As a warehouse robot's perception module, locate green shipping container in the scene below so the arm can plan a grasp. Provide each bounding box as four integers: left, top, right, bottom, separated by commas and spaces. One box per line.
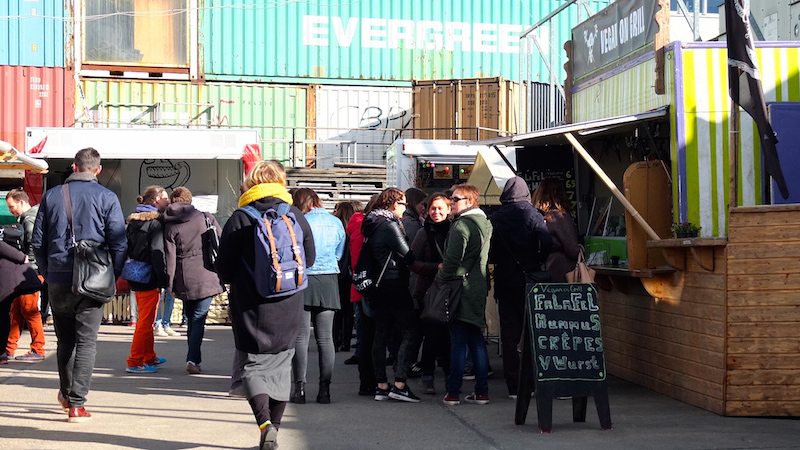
202, 0, 610, 85
76, 79, 308, 165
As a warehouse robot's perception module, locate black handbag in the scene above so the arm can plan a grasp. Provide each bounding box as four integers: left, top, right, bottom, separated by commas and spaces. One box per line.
201, 212, 220, 272
64, 185, 116, 303
351, 237, 391, 297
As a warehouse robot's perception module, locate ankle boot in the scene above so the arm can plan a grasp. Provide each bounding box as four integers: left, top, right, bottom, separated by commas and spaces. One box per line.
317, 381, 331, 404
290, 381, 305, 404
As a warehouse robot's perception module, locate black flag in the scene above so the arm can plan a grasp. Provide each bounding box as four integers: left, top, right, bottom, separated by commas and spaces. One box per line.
725, 0, 789, 199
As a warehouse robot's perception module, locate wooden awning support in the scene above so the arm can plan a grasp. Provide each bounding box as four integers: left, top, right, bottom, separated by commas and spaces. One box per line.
564, 132, 661, 241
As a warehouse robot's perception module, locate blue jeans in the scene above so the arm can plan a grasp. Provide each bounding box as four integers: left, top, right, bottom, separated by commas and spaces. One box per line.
156, 290, 175, 328
183, 297, 212, 364
447, 321, 489, 397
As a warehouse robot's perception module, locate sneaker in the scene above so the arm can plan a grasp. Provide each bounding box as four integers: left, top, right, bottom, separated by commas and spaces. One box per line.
15, 351, 45, 361
259, 423, 278, 450
154, 327, 168, 337
464, 393, 490, 405
442, 394, 460, 406
421, 376, 436, 395
186, 361, 202, 374
408, 362, 423, 379
57, 391, 69, 411
374, 387, 390, 401
343, 354, 359, 365
0, 353, 9, 364
388, 385, 421, 403
147, 356, 167, 366
126, 364, 159, 374
462, 367, 476, 381
164, 327, 181, 336
68, 406, 92, 423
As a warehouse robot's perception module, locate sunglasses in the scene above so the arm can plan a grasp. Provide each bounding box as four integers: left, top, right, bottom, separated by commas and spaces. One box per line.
450, 196, 466, 202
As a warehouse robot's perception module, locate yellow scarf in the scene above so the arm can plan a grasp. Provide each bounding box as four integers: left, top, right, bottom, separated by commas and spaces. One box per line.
238, 183, 293, 207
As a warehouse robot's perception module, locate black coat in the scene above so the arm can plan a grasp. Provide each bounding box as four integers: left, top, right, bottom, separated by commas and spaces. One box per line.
125, 211, 168, 291
217, 197, 315, 354
0, 240, 42, 303
409, 219, 450, 303
163, 203, 224, 301
362, 210, 413, 283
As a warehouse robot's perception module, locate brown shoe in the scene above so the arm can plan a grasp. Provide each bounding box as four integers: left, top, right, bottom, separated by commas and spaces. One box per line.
68, 406, 92, 423
57, 391, 69, 411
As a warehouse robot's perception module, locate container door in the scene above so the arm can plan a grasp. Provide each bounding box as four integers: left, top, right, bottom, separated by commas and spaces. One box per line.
767, 103, 800, 204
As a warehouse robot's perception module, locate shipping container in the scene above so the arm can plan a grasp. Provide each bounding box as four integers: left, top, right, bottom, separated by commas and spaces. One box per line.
76, 79, 310, 166
314, 85, 412, 167
0, 0, 67, 67
528, 81, 565, 131
413, 77, 524, 140
202, 0, 611, 84
204, 83, 309, 166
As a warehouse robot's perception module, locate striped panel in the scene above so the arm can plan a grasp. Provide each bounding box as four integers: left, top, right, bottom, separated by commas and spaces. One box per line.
572, 52, 674, 122
677, 46, 800, 237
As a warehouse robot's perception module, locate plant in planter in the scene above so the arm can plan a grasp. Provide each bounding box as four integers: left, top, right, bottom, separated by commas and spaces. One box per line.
671, 222, 701, 238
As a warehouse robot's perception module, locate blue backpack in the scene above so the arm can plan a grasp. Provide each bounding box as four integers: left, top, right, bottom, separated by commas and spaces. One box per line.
240, 204, 308, 298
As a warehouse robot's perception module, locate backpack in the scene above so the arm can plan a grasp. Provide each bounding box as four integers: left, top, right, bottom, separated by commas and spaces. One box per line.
201, 212, 220, 272
351, 237, 391, 297
240, 204, 308, 298
0, 225, 24, 252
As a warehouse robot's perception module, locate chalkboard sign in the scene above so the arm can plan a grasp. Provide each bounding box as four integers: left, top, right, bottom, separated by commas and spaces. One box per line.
514, 282, 612, 432
516, 145, 577, 215
529, 283, 606, 382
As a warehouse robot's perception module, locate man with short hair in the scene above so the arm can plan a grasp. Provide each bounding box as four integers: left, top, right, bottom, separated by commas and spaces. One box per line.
33, 148, 127, 423
4, 189, 46, 361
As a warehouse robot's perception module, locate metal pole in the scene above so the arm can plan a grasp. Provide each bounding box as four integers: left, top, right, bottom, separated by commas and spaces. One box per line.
565, 132, 662, 241
520, 0, 577, 38
729, 97, 739, 210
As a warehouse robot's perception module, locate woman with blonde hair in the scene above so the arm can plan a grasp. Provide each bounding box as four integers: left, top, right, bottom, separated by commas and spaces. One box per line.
217, 160, 315, 450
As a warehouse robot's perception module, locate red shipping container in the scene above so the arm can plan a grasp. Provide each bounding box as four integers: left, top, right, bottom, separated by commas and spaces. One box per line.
0, 66, 75, 203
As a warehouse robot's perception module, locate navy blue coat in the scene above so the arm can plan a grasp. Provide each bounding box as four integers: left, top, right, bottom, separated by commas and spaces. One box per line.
32, 173, 127, 285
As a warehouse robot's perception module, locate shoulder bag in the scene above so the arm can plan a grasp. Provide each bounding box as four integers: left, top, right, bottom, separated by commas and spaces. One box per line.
201, 212, 220, 272
64, 184, 116, 303
420, 217, 485, 323
566, 246, 596, 283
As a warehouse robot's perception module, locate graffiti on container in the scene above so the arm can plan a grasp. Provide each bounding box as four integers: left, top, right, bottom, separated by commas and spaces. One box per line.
139, 159, 191, 193
358, 105, 413, 140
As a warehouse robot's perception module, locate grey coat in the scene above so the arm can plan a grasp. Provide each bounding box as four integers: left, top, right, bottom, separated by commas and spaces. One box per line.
162, 203, 224, 301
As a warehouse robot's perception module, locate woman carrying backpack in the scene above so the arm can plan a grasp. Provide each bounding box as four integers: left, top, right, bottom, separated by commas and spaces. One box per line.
162, 187, 224, 375
124, 186, 170, 373
217, 160, 315, 450
289, 188, 345, 405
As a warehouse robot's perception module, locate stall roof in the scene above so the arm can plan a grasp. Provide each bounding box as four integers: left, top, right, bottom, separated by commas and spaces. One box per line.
488, 107, 669, 147
25, 128, 261, 160
467, 146, 518, 206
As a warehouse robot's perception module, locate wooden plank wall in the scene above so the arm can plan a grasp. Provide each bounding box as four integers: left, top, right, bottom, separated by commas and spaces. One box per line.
598, 250, 727, 414
726, 206, 800, 416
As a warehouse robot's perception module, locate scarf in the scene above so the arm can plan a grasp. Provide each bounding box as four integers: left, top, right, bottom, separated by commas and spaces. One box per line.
367, 208, 398, 222
238, 183, 293, 208
136, 204, 158, 213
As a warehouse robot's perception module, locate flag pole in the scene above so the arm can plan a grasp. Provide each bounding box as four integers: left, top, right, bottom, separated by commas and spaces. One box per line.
729, 86, 739, 211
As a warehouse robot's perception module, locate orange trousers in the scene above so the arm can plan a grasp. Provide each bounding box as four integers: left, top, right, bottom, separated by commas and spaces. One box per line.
6, 276, 45, 355
126, 289, 159, 367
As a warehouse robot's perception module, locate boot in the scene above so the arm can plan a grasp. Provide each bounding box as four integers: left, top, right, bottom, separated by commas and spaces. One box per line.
290, 381, 305, 404
317, 381, 331, 404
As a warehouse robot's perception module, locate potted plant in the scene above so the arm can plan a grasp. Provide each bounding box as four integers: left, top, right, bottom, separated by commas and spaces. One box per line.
671, 222, 701, 238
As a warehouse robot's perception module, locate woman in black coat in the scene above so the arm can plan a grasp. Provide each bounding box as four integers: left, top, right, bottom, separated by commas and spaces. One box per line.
163, 186, 224, 375
217, 160, 315, 450
0, 240, 42, 364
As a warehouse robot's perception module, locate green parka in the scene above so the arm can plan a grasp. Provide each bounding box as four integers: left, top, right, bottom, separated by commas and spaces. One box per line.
436, 208, 492, 328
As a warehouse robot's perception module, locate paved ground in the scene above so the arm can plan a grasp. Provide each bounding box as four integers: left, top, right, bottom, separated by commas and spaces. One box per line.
1, 325, 799, 450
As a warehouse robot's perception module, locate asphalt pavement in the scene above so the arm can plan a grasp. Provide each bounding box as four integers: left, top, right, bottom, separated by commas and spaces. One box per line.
1, 325, 798, 449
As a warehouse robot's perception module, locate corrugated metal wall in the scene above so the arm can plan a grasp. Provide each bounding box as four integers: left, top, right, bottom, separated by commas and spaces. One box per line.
0, 66, 74, 153
314, 85, 412, 167
202, 0, 610, 84
528, 81, 565, 131
0, 0, 66, 67
75, 79, 309, 165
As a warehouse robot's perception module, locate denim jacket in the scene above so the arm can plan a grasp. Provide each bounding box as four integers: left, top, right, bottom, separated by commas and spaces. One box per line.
305, 208, 345, 275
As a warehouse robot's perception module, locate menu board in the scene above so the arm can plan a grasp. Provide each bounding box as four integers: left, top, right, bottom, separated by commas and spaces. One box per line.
516, 146, 577, 215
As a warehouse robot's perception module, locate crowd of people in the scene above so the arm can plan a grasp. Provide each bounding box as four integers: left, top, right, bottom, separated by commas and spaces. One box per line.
0, 149, 581, 450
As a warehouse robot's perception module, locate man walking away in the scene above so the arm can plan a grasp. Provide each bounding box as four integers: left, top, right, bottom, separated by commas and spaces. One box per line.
32, 148, 127, 423
4, 189, 46, 361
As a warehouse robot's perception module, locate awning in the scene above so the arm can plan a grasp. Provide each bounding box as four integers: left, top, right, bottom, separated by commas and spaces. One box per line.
486, 106, 669, 147
25, 128, 262, 160
0, 147, 49, 173
467, 146, 518, 206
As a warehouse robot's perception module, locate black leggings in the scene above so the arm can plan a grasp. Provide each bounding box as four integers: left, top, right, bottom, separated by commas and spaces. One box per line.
0, 298, 11, 353
248, 394, 287, 428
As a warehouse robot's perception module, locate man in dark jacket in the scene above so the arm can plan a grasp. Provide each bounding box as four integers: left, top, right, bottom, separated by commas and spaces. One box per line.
32, 147, 127, 423
489, 176, 551, 398
4, 189, 45, 360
